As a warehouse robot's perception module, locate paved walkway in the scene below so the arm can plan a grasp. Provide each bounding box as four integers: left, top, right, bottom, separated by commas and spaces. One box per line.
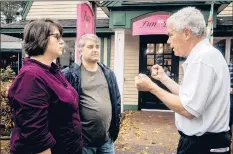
115, 111, 179, 154
1, 110, 232, 154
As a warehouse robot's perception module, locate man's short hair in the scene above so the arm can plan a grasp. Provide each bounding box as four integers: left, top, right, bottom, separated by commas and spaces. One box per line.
76, 34, 100, 53
167, 7, 206, 36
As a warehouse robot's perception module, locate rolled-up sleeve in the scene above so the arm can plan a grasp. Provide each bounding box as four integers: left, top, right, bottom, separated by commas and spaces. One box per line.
12, 71, 56, 153
179, 62, 216, 118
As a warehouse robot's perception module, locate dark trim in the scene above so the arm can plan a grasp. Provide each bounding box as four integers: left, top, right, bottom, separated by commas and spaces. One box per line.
213, 28, 233, 37
0, 28, 113, 33
22, 1, 33, 20
94, 1, 110, 17
131, 11, 171, 23
1, 28, 114, 38
217, 3, 230, 13
100, 37, 104, 63
107, 37, 111, 67
101, 1, 119, 7
138, 36, 144, 111
101, 1, 229, 7
124, 105, 138, 111
1, 49, 21, 53
1, 28, 23, 33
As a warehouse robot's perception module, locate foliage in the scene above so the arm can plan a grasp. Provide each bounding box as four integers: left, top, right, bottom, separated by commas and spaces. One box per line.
0, 66, 15, 135
1, 1, 27, 23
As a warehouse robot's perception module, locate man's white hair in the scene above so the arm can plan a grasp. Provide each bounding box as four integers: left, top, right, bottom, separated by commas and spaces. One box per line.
76, 34, 100, 53
167, 7, 206, 36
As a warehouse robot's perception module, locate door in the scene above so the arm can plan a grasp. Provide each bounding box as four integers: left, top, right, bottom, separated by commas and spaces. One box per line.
139, 35, 179, 110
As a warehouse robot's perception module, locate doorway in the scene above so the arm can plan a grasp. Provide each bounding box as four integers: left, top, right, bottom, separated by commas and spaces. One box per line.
138, 35, 179, 110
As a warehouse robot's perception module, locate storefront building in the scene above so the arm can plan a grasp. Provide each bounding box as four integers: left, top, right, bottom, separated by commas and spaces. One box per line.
101, 1, 232, 111
1, 1, 232, 111
1, 1, 113, 71
0, 34, 22, 74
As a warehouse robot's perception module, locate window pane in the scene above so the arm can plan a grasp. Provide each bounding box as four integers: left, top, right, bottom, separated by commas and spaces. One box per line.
155, 55, 163, 65
164, 59, 172, 65
146, 43, 155, 54
156, 43, 163, 54
164, 44, 172, 53
147, 55, 154, 65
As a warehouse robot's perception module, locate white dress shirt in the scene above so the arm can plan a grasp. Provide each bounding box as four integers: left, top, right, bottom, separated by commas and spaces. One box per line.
176, 39, 230, 136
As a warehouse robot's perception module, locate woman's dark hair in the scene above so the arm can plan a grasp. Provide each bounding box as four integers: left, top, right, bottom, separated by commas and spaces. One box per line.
23, 19, 63, 56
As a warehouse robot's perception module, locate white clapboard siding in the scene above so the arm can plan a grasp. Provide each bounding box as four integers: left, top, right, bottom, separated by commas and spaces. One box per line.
123, 30, 139, 105
110, 35, 115, 71
26, 1, 108, 20
110, 31, 139, 106
103, 38, 108, 65
218, 2, 232, 17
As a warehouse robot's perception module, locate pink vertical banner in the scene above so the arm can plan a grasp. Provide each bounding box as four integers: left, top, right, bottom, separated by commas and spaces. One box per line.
75, 2, 95, 63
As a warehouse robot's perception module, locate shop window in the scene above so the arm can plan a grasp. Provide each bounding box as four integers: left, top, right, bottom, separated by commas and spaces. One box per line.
214, 39, 226, 56
145, 43, 174, 79
146, 43, 155, 54
0, 52, 21, 74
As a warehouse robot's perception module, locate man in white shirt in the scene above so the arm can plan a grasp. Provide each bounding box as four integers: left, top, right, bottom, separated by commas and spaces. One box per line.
135, 7, 231, 154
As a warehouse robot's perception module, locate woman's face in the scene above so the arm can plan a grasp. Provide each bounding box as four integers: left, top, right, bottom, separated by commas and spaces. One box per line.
45, 26, 64, 58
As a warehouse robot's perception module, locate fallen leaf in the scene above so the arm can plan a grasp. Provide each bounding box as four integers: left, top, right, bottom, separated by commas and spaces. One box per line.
167, 146, 172, 150
151, 141, 156, 144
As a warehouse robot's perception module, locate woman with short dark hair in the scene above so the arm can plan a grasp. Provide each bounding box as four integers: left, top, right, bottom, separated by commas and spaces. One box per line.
8, 19, 82, 154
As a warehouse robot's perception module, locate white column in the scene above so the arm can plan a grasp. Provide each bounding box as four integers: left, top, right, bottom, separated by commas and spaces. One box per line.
114, 29, 125, 113
225, 38, 231, 64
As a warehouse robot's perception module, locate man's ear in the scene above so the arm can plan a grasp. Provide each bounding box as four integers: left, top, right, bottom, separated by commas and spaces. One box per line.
183, 28, 192, 41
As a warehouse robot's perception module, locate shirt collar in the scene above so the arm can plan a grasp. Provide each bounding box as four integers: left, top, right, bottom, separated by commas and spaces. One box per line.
184, 38, 210, 65
24, 57, 59, 73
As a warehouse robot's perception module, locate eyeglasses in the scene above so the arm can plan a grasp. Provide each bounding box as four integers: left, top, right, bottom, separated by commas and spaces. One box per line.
49, 33, 62, 41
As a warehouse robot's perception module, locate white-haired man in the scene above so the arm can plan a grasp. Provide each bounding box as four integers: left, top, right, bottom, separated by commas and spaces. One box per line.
135, 7, 231, 154
62, 34, 121, 154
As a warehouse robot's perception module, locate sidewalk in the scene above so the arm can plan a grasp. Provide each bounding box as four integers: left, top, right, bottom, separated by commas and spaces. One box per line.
115, 111, 179, 154
1, 110, 232, 154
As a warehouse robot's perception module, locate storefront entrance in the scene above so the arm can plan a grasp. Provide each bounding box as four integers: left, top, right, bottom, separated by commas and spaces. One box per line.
0, 51, 22, 75
139, 35, 179, 110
